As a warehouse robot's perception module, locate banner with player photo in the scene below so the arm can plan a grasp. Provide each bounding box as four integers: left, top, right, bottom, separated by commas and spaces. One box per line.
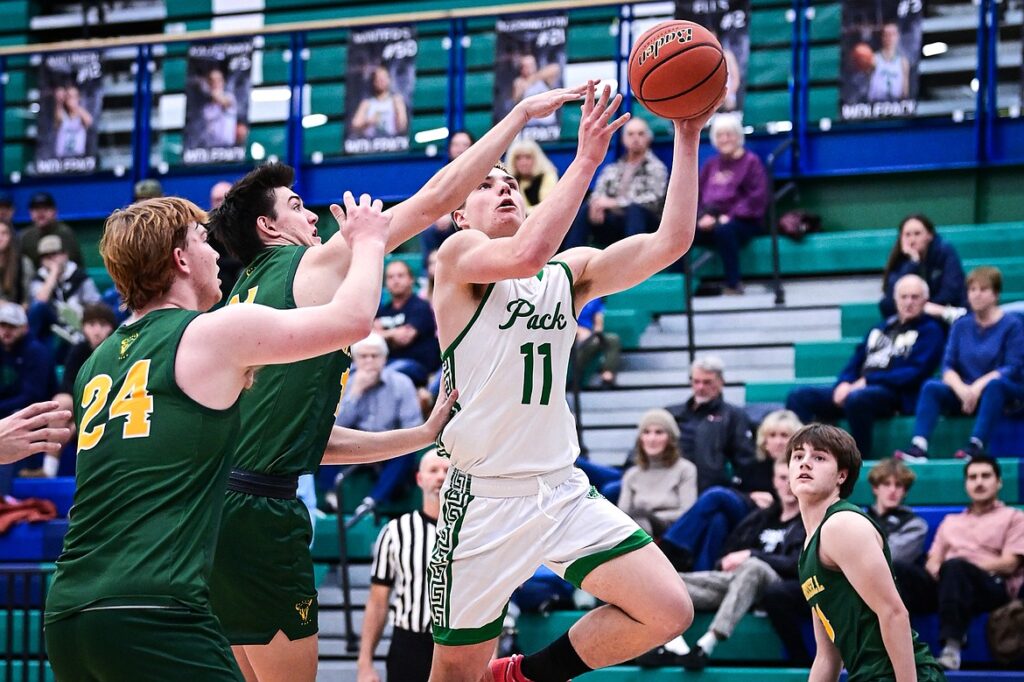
840, 0, 923, 120
35, 51, 103, 175
183, 41, 254, 164
674, 0, 750, 114
493, 14, 568, 142
344, 25, 417, 155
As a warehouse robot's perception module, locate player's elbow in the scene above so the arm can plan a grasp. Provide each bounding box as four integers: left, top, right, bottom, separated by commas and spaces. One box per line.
338, 317, 375, 347
878, 599, 910, 626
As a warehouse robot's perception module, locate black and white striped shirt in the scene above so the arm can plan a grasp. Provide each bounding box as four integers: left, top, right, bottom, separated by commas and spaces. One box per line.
370, 510, 437, 633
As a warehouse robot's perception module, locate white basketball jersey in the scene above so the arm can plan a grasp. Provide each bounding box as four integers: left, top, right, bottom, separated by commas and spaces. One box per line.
437, 262, 580, 478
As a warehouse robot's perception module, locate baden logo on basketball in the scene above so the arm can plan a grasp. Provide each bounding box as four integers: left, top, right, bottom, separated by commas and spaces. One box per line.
295, 598, 313, 624
637, 27, 694, 66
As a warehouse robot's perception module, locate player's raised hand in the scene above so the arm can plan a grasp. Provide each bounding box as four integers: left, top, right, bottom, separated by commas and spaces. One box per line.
333, 191, 390, 250
0, 401, 72, 464
576, 81, 630, 166
676, 86, 728, 137
516, 82, 587, 122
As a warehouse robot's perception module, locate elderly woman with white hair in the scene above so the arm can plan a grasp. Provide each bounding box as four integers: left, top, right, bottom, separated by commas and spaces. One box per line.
694, 113, 769, 295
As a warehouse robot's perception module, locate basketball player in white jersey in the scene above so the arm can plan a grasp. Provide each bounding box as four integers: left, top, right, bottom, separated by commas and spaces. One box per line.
868, 23, 909, 102
427, 82, 725, 682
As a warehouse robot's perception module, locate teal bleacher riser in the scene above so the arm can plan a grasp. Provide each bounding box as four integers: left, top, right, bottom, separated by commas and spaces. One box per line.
846, 459, 1021, 507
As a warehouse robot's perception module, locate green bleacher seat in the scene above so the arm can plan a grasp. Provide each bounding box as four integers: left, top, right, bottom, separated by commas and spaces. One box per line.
848, 458, 1020, 506
311, 513, 386, 562
810, 2, 842, 41
744, 377, 832, 403
310, 85, 347, 117
0, 610, 45, 654
519, 611, 787, 662
747, 49, 790, 88
808, 44, 840, 82
566, 24, 616, 61
750, 8, 794, 46
464, 72, 494, 108
306, 44, 348, 82
794, 338, 859, 378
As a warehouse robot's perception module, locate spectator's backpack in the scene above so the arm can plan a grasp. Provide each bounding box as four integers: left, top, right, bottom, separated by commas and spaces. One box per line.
987, 598, 1024, 664
778, 210, 822, 241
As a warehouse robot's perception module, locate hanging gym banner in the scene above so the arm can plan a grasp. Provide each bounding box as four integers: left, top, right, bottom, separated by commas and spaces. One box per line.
840, 0, 923, 120
35, 51, 103, 175
493, 14, 568, 142
674, 0, 750, 115
183, 40, 254, 164
344, 25, 417, 155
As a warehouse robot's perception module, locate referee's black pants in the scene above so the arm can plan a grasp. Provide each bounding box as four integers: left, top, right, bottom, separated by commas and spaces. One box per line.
937, 557, 1009, 643
387, 627, 434, 682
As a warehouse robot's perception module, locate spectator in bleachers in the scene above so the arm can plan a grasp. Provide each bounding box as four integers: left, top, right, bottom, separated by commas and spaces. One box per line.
574, 297, 620, 388
616, 409, 698, 537
880, 214, 966, 322
24, 303, 117, 479
506, 139, 559, 215
0, 302, 54, 493
786, 274, 944, 457
925, 455, 1024, 670
208, 180, 243, 300
562, 118, 668, 249
333, 333, 423, 511
897, 266, 1024, 461
420, 130, 475, 269
28, 235, 101, 351
418, 249, 438, 304
866, 458, 935, 614
658, 372, 782, 572
358, 451, 448, 682
0, 220, 31, 305
374, 260, 441, 388
0, 193, 13, 229
641, 458, 805, 670
20, 192, 83, 269
693, 113, 768, 295
132, 178, 163, 202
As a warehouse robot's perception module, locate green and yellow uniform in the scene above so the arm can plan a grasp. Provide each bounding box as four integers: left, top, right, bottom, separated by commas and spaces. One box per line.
800, 500, 944, 682
209, 245, 351, 644
45, 309, 243, 681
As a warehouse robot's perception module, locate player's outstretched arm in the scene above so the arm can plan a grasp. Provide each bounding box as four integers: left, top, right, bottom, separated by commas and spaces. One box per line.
322, 389, 457, 465
564, 91, 727, 306
438, 83, 629, 285
381, 83, 588, 251
821, 512, 919, 682
179, 193, 389, 406
0, 401, 71, 464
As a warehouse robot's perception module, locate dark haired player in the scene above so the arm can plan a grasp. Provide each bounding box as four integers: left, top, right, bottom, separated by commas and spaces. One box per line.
788, 423, 943, 682
205, 86, 586, 682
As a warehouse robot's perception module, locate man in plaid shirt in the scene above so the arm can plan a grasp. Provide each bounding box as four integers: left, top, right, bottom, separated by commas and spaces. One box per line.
563, 118, 668, 249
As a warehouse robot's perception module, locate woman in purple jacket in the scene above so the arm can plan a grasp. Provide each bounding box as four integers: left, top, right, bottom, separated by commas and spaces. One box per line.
694, 113, 768, 294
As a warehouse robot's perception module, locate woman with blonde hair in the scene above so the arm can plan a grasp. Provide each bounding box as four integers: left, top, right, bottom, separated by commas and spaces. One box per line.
0, 221, 31, 304
660, 410, 803, 571
506, 139, 559, 214
617, 409, 698, 537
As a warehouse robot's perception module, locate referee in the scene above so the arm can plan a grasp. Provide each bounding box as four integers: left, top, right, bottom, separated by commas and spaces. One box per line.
358, 450, 447, 682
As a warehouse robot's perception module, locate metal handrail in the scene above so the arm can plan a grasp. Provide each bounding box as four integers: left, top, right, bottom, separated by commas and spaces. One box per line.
765, 137, 798, 306
333, 466, 378, 654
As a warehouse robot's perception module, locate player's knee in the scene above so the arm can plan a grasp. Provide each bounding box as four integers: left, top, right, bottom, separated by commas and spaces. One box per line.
652, 582, 694, 641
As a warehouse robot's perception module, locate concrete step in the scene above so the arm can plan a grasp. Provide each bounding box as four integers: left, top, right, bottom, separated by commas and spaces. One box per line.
656, 307, 840, 335
581, 427, 648, 453
318, 585, 369, 608
688, 276, 879, 311
320, 608, 366, 638
621, 347, 793, 372
316, 660, 370, 682
578, 387, 688, 412
319, 634, 389, 659
585, 449, 628, 467
640, 324, 838, 347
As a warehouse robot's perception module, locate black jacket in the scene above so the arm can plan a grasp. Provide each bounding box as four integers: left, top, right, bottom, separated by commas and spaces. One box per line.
720, 503, 806, 579
666, 395, 757, 492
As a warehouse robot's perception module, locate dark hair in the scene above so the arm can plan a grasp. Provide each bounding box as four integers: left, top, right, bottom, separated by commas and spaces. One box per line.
206, 162, 294, 265
786, 423, 862, 499
0, 221, 23, 302
82, 303, 117, 328
881, 214, 936, 293
965, 454, 1001, 480
447, 129, 475, 160
385, 259, 414, 278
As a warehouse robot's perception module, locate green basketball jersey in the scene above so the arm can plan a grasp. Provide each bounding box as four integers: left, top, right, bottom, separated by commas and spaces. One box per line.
799, 499, 941, 682
45, 309, 241, 623
226, 245, 351, 474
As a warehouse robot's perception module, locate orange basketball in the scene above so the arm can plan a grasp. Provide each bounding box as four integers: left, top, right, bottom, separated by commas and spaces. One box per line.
628, 20, 727, 120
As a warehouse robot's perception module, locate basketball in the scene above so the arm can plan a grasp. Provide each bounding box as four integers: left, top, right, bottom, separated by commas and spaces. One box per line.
851, 42, 875, 73
628, 20, 727, 120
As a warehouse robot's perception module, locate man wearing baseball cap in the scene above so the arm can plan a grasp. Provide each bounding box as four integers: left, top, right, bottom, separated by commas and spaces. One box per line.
0, 301, 55, 493
21, 192, 83, 269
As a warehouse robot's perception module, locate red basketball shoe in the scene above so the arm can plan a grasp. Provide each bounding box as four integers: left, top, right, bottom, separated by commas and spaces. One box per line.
489, 655, 532, 682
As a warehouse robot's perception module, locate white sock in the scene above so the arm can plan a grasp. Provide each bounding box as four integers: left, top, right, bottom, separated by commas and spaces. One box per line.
911, 436, 928, 452
943, 639, 962, 655
663, 636, 690, 656
42, 455, 59, 478
696, 631, 719, 655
